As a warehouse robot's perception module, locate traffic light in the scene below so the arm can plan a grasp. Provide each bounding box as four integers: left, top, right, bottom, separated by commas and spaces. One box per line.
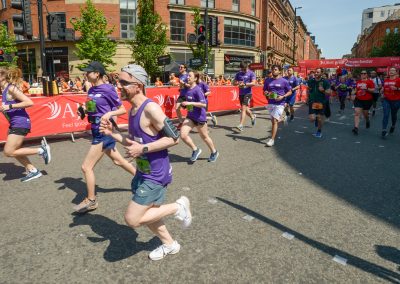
208, 16, 220, 47
11, 0, 33, 38
196, 24, 206, 45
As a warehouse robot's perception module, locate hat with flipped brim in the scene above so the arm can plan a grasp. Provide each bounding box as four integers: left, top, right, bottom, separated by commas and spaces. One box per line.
121, 64, 148, 86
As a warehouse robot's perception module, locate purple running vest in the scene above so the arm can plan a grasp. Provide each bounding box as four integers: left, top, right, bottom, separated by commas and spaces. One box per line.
128, 99, 172, 186
1, 83, 31, 129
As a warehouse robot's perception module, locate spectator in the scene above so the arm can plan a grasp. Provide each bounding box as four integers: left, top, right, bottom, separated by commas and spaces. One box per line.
60, 77, 70, 92
73, 77, 83, 92
21, 80, 30, 95
155, 77, 164, 87
169, 73, 180, 86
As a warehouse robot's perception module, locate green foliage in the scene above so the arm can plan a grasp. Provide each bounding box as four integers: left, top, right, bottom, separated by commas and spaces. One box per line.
70, 0, 117, 70
128, 0, 168, 79
188, 8, 212, 71
0, 24, 18, 67
369, 29, 400, 57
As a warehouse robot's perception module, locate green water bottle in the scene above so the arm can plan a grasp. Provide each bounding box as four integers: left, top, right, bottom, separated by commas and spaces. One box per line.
186, 104, 194, 112
86, 99, 96, 113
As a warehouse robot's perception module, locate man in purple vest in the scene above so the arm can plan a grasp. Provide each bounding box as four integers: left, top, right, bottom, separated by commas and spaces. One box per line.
100, 64, 192, 261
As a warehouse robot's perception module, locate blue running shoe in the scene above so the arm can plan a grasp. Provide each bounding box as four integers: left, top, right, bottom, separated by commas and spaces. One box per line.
190, 148, 202, 162
20, 170, 42, 182
208, 151, 219, 162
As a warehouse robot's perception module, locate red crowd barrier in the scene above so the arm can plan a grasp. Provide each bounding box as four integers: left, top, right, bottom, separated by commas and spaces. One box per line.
0, 86, 303, 141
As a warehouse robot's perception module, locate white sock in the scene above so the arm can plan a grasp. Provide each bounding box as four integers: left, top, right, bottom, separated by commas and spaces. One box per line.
38, 148, 44, 155
30, 168, 38, 173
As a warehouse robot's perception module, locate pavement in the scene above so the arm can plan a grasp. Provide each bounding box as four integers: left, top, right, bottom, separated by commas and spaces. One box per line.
0, 100, 399, 283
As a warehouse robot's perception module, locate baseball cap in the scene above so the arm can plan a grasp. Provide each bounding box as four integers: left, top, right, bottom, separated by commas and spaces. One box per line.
121, 64, 148, 86
80, 61, 106, 76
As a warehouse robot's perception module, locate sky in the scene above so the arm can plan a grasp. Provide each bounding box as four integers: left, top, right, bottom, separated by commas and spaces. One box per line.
290, 0, 398, 58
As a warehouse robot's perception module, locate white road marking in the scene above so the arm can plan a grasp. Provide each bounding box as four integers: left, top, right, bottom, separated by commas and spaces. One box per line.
208, 198, 218, 204
333, 255, 347, 266
282, 232, 295, 240
243, 215, 255, 221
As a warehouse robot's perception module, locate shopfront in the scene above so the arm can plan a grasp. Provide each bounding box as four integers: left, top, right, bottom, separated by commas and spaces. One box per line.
45, 47, 69, 80
224, 53, 254, 77
17, 48, 36, 83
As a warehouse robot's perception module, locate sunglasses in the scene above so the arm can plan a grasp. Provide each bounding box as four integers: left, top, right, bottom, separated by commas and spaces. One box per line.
361, 72, 367, 74
118, 79, 139, 87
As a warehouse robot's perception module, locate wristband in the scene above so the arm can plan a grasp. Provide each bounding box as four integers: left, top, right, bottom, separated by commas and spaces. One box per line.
9, 104, 13, 109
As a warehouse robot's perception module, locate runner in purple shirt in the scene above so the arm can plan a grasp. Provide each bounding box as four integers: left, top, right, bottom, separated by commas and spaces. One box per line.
283, 67, 300, 121
0, 66, 51, 182
263, 65, 292, 147
100, 64, 192, 261
73, 61, 136, 213
335, 76, 352, 114
175, 64, 189, 129
233, 61, 257, 132
197, 74, 217, 127
180, 71, 219, 162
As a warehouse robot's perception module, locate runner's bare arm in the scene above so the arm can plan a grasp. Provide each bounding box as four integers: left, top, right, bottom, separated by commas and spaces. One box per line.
8, 85, 33, 108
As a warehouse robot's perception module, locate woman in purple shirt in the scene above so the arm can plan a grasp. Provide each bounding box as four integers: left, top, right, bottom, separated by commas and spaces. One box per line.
180, 71, 219, 162
73, 61, 136, 213
197, 73, 217, 127
0, 67, 51, 182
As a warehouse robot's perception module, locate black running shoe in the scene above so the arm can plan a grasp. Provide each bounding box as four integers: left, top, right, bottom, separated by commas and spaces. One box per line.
372, 110, 376, 116
352, 127, 358, 135
389, 126, 395, 134
366, 120, 370, 129
382, 130, 388, 138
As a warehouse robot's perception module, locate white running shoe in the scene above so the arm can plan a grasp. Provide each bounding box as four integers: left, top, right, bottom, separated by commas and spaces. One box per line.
148, 241, 181, 261
175, 196, 192, 228
266, 139, 275, 147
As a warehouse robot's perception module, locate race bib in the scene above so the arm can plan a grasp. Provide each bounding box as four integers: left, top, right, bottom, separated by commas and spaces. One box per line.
312, 102, 324, 110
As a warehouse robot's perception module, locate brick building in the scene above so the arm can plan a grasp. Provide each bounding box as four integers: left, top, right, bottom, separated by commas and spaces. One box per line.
352, 19, 400, 58
0, 0, 321, 81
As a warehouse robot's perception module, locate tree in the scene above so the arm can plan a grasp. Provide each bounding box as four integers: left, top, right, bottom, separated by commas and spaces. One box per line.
70, 0, 117, 70
128, 0, 168, 79
0, 24, 18, 67
369, 29, 400, 57
188, 8, 213, 71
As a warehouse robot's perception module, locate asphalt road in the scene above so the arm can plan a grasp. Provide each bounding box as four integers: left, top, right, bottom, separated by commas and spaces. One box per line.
0, 100, 399, 283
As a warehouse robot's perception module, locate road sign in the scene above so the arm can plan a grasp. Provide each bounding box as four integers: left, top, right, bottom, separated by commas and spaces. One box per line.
249, 62, 264, 70
189, 58, 203, 68
157, 55, 171, 66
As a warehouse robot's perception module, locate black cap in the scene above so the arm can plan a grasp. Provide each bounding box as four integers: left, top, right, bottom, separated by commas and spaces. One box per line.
80, 61, 106, 75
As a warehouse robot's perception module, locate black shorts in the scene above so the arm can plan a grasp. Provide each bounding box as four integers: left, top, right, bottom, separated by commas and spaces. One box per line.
354, 99, 373, 110
239, 94, 252, 106
176, 95, 186, 104
8, 127, 31, 136
188, 118, 206, 126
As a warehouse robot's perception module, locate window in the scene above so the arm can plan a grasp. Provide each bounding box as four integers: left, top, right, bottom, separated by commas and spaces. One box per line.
200, 0, 214, 8
232, 0, 239, 12
251, 0, 256, 16
367, 12, 373, 18
224, 18, 255, 47
380, 11, 385, 17
1, 0, 6, 10
386, 28, 391, 34
170, 0, 184, 4
120, 0, 136, 39
170, 12, 185, 41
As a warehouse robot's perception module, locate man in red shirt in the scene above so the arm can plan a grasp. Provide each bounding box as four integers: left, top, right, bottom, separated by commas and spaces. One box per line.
381, 67, 400, 137
351, 70, 375, 135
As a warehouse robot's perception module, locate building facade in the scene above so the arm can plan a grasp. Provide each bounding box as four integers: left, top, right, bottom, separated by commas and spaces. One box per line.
361, 3, 400, 34
352, 19, 400, 58
0, 0, 320, 81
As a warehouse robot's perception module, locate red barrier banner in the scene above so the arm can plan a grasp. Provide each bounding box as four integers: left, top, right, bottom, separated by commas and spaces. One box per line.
298, 57, 400, 69
0, 86, 275, 141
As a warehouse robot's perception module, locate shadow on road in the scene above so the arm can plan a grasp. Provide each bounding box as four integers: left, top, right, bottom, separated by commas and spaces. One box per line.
55, 177, 130, 204
375, 245, 400, 271
0, 163, 26, 180
216, 197, 400, 283
273, 104, 399, 229
70, 214, 160, 262
226, 134, 268, 145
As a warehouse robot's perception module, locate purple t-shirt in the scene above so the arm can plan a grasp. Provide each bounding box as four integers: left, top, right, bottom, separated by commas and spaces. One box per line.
1, 84, 31, 129
87, 84, 122, 128
336, 81, 351, 97
284, 75, 299, 95
234, 70, 256, 96
263, 77, 291, 105
179, 73, 189, 97
198, 81, 210, 103
185, 85, 207, 123
128, 99, 172, 186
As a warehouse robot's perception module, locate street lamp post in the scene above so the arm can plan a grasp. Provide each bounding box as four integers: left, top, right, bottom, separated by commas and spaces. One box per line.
292, 6, 302, 66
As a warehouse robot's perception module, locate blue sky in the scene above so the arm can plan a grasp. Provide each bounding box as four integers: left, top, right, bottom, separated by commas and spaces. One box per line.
290, 0, 397, 58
